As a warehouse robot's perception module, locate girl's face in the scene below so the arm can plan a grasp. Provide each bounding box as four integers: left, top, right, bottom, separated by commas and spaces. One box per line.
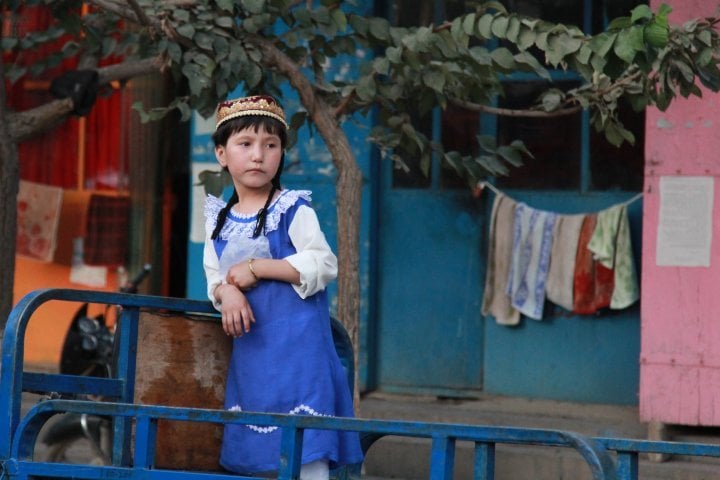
215, 125, 283, 193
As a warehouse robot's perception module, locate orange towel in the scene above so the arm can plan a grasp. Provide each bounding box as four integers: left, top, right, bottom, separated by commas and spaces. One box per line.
572, 214, 614, 315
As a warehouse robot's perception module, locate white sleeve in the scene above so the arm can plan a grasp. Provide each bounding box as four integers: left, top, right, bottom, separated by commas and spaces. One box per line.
285, 205, 338, 299
203, 223, 224, 311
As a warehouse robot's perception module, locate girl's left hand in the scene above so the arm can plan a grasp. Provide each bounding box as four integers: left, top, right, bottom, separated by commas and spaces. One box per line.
226, 260, 258, 291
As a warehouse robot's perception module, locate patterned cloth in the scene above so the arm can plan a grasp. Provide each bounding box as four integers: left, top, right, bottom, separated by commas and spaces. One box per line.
481, 194, 521, 325
587, 204, 639, 309
545, 214, 585, 312
16, 180, 63, 262
506, 203, 557, 320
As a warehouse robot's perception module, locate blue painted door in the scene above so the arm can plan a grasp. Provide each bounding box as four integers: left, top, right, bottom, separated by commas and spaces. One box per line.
374, 105, 487, 395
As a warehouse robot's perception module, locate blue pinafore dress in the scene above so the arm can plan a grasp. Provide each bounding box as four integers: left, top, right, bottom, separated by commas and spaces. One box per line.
205, 190, 363, 474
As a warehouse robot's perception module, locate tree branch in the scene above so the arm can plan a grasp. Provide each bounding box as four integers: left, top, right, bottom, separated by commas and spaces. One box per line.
450, 98, 583, 118
9, 56, 164, 142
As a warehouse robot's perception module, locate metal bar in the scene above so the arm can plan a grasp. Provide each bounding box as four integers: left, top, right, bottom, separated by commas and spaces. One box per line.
474, 442, 495, 480
429, 435, 455, 480
22, 372, 124, 398
133, 415, 158, 468
615, 451, 638, 480
599, 437, 720, 457
277, 425, 304, 480
112, 306, 141, 466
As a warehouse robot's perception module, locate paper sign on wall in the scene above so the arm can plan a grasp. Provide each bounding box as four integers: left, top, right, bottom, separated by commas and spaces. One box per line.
656, 176, 714, 267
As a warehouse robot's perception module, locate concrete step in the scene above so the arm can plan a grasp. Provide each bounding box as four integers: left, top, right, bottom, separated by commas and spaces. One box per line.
357, 392, 720, 480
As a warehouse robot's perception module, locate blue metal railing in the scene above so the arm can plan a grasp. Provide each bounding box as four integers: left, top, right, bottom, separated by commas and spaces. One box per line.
1, 289, 719, 480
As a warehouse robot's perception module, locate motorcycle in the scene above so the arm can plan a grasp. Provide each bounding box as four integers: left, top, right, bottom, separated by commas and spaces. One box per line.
40, 264, 152, 465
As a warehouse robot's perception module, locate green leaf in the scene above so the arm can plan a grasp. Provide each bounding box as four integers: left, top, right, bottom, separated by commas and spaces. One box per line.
491, 15, 509, 39
215, 16, 235, 28
331, 8, 347, 32
608, 16, 631, 31
490, 47, 515, 70
697, 29, 713, 47
630, 5, 653, 23
385, 46, 402, 64
176, 24, 195, 39
373, 57, 390, 75
510, 139, 534, 158
517, 27, 535, 51
194, 32, 213, 50
450, 17, 467, 43
613, 26, 644, 63
369, 17, 390, 41
462, 13, 476, 36
216, 0, 234, 12
496, 145, 523, 167
422, 69, 446, 93
241, 0, 265, 15
477, 13, 494, 38
589, 32, 617, 56
540, 90, 562, 111
506, 17, 521, 43
348, 14, 368, 36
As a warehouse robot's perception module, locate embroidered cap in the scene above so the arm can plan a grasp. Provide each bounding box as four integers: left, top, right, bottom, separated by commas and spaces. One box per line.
215, 95, 288, 130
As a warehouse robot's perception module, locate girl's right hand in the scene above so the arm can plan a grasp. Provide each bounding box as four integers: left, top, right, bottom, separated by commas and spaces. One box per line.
215, 284, 255, 337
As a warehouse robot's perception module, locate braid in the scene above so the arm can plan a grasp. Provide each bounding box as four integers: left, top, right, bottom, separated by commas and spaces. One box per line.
252, 153, 285, 238
252, 186, 277, 238
211, 190, 238, 240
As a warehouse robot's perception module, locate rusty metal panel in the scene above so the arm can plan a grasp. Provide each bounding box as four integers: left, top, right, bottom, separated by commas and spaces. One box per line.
134, 311, 231, 471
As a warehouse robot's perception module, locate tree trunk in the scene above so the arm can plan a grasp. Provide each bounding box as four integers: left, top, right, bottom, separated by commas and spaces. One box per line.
0, 58, 20, 339
254, 38, 364, 412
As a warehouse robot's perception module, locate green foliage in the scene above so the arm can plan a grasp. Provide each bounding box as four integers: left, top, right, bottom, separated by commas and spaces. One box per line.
4, 1, 720, 187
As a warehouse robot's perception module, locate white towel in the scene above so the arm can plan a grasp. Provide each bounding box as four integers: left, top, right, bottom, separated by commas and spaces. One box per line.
506, 203, 558, 320
545, 214, 585, 311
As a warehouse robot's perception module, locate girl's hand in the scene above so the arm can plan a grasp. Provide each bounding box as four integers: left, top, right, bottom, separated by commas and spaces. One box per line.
225, 260, 259, 291
215, 284, 255, 337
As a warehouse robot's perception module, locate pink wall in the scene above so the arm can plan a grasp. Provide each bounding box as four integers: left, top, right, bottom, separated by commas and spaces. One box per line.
640, 0, 720, 425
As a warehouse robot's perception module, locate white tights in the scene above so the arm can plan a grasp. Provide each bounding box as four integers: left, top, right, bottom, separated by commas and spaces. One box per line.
299, 460, 329, 480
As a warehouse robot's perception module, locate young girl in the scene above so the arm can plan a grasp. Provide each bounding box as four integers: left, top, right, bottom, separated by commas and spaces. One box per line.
203, 95, 363, 478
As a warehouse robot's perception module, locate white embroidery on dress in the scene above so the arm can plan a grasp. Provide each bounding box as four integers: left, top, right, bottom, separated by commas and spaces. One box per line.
227, 403, 329, 434
204, 190, 312, 240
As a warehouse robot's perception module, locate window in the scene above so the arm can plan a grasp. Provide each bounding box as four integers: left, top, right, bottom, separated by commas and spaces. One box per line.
389, 0, 645, 192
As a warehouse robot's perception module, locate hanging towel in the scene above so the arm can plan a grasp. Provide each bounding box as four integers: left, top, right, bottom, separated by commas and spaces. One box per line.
482, 194, 521, 326
16, 180, 63, 263
587, 204, 639, 309
506, 203, 557, 320
546, 213, 585, 311
572, 214, 614, 314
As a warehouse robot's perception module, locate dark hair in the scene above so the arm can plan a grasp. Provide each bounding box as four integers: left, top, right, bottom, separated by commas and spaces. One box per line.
210, 115, 287, 240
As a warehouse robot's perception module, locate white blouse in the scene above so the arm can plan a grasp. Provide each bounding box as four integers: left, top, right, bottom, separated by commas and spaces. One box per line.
203, 192, 337, 309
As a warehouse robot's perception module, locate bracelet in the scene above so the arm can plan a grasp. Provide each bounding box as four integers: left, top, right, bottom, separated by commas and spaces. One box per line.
247, 258, 260, 281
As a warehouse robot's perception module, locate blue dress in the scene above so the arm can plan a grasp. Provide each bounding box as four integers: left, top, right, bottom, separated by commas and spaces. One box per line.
204, 190, 363, 474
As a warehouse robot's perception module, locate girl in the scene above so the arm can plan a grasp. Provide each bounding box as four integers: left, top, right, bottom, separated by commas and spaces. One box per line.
203, 95, 363, 478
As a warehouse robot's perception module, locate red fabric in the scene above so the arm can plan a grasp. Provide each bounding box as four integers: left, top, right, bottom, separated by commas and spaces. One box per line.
6, 5, 128, 190
572, 214, 614, 315
83, 194, 130, 266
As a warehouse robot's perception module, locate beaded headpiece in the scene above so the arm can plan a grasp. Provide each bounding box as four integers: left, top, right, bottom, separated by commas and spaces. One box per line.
215, 95, 288, 130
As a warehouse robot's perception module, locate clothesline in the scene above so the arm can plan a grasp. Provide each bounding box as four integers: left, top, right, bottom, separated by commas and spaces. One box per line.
478, 181, 643, 210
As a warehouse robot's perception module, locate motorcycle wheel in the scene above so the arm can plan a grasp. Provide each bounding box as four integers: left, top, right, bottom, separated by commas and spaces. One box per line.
42, 432, 110, 465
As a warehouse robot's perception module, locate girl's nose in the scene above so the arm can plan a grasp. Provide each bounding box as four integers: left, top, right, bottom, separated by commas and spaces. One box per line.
251, 146, 263, 162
